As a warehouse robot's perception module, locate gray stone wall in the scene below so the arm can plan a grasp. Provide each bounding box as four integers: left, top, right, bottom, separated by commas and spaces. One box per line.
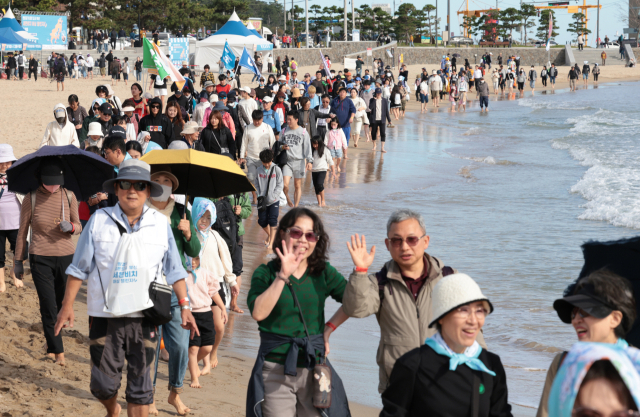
395, 47, 566, 67
270, 41, 377, 67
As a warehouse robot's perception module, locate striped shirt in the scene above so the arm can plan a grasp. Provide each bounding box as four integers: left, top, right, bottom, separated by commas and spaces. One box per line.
15, 187, 81, 261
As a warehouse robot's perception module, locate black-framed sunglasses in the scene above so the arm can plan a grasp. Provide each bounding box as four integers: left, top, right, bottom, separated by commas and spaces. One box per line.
150, 105, 160, 109
117, 180, 148, 191
286, 227, 319, 243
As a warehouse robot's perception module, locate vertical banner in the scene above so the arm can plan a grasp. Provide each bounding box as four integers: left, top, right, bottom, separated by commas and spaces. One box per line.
169, 37, 190, 68
21, 15, 67, 49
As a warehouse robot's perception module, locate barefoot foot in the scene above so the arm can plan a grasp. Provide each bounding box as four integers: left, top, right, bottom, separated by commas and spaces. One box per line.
190, 379, 202, 388
149, 401, 159, 416
230, 305, 244, 314
209, 352, 219, 369
13, 278, 24, 289
200, 363, 211, 376
0, 279, 5, 293
168, 392, 190, 416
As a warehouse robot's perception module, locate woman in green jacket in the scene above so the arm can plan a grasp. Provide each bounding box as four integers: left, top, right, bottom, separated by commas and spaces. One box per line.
247, 207, 351, 417
147, 167, 201, 416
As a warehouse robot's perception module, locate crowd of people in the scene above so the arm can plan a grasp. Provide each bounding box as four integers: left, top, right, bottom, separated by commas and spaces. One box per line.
2, 47, 639, 417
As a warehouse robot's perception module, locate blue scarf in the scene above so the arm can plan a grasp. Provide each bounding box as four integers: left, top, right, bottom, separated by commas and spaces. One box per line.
425, 332, 496, 376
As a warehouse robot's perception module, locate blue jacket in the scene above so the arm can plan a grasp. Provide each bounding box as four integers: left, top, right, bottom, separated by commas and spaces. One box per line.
329, 97, 356, 129
261, 109, 282, 134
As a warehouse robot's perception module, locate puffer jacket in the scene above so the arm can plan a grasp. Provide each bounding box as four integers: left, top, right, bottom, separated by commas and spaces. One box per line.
39, 103, 80, 148
342, 252, 486, 393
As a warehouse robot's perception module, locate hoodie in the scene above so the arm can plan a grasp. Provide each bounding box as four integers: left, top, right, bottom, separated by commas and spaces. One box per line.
39, 103, 80, 148
138, 97, 174, 149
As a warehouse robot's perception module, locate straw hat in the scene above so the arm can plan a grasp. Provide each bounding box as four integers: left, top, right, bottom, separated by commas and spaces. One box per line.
87, 122, 104, 137
428, 273, 494, 328
181, 121, 203, 135
291, 88, 302, 98
0, 144, 17, 163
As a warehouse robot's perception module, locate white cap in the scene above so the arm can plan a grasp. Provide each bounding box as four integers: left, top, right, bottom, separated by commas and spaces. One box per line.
209, 94, 219, 103
241, 86, 251, 94
262, 96, 273, 103
428, 273, 493, 328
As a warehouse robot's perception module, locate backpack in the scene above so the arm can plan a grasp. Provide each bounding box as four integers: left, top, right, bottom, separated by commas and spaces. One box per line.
18, 55, 24, 66
376, 265, 454, 303
212, 197, 238, 256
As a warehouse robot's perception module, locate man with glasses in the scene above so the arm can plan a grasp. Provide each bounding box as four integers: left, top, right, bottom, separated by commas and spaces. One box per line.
342, 209, 485, 394
55, 159, 199, 417
315, 94, 332, 139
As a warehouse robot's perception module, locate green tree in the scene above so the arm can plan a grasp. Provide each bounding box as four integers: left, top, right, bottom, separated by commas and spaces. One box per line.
310, 4, 322, 32
394, 3, 417, 45
567, 12, 591, 38
499, 7, 521, 39
536, 9, 559, 42
479, 9, 501, 42
462, 15, 481, 39
519, 3, 537, 44
422, 4, 436, 42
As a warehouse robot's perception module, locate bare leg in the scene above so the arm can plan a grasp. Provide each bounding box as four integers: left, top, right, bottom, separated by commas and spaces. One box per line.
99, 396, 122, 417
283, 175, 293, 207
0, 277, 5, 293
230, 275, 243, 313
364, 124, 371, 141
127, 403, 149, 417
293, 178, 303, 207
204, 305, 225, 373
320, 190, 326, 207
334, 157, 341, 172
188, 346, 202, 388
262, 225, 271, 246
251, 191, 257, 205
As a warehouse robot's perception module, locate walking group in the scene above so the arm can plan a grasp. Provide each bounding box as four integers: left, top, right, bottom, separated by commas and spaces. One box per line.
1, 45, 639, 417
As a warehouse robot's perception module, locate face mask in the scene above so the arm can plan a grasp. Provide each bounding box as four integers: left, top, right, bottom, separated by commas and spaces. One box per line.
153, 184, 172, 202
56, 116, 66, 125
44, 184, 60, 193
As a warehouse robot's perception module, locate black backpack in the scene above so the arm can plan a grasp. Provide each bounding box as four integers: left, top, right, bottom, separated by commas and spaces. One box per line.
212, 197, 238, 255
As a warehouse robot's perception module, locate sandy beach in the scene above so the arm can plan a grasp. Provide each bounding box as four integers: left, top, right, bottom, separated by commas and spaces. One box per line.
1, 63, 640, 416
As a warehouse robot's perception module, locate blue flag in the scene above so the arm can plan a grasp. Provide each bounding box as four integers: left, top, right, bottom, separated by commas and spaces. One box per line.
221, 41, 236, 70
238, 47, 261, 78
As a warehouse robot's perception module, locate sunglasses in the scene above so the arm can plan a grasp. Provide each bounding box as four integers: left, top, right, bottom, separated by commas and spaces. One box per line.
388, 234, 427, 248
150, 105, 160, 109
117, 180, 148, 191
571, 307, 591, 321
286, 227, 319, 243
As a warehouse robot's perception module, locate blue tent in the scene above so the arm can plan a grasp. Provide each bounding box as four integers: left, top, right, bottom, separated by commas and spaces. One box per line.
0, 7, 40, 45
0, 27, 42, 50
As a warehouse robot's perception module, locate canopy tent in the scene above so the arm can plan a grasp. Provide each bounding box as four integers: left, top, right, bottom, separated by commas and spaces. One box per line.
0, 7, 39, 44
0, 27, 42, 50
194, 11, 272, 69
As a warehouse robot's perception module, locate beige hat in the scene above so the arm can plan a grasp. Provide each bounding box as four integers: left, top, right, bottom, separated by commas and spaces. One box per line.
291, 88, 302, 98
278, 75, 287, 81
105, 84, 115, 96
428, 273, 493, 328
87, 122, 104, 137
241, 86, 251, 94
150, 166, 180, 192
209, 94, 219, 103
181, 121, 203, 135
122, 106, 135, 112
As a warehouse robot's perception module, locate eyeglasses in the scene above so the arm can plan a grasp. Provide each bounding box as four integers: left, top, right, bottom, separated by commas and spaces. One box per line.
452, 305, 488, 320
117, 180, 148, 191
387, 234, 426, 248
573, 408, 640, 417
286, 227, 319, 243
571, 307, 591, 321
150, 105, 160, 109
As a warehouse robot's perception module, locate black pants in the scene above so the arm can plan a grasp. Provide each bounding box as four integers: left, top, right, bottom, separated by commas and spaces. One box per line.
30, 254, 73, 354
316, 125, 327, 140
578, 44, 583, 51
312, 171, 327, 194
110, 39, 116, 49
593, 74, 599, 81
541, 76, 547, 86
18, 67, 24, 79
0, 229, 18, 268
371, 121, 386, 142
29, 69, 37, 80
231, 235, 243, 276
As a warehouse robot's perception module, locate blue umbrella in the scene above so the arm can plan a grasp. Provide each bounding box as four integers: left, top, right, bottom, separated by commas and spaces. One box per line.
7, 145, 114, 201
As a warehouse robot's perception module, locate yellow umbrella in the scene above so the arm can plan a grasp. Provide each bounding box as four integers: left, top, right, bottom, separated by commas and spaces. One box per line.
141, 149, 255, 199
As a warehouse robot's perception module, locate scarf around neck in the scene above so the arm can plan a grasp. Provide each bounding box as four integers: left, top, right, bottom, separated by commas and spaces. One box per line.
425, 332, 496, 376
147, 198, 175, 223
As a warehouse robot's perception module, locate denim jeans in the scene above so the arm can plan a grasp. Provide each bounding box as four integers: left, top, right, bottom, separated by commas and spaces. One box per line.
136, 70, 142, 81
161, 305, 189, 391
251, 73, 260, 82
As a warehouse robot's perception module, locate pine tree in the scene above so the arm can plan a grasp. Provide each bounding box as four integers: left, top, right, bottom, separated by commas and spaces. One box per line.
536, 10, 559, 42
567, 12, 591, 38
519, 3, 537, 44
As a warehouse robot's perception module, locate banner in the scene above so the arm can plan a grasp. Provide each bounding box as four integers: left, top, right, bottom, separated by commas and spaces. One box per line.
169, 37, 189, 68
546, 12, 553, 51
319, 50, 333, 79
221, 41, 236, 70
143, 38, 186, 91
21, 15, 67, 50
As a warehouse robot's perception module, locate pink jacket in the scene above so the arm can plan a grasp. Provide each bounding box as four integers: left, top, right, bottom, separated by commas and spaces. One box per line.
324, 128, 347, 150
185, 268, 221, 313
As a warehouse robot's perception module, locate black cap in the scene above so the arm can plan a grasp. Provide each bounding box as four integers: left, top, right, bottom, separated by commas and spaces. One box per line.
108, 126, 127, 139
99, 103, 113, 115
553, 283, 616, 323
40, 157, 65, 186
175, 89, 182, 95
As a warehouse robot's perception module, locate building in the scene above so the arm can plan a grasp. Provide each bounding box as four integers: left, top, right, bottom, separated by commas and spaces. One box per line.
631, 0, 640, 39
372, 3, 392, 15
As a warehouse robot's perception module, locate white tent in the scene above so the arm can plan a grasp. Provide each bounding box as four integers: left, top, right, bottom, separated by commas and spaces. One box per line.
194, 11, 272, 70
0, 7, 39, 44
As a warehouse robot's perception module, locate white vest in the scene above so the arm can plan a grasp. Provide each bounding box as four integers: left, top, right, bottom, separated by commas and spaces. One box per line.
86, 206, 169, 318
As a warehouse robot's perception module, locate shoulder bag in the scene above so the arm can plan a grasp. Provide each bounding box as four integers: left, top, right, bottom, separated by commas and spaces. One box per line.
288, 282, 332, 409
256, 166, 275, 212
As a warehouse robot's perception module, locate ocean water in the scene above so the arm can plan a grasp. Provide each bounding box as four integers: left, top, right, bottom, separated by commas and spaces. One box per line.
223, 82, 640, 413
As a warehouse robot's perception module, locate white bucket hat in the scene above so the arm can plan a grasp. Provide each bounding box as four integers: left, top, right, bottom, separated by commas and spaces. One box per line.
181, 121, 203, 135
87, 122, 104, 137
428, 273, 494, 328
0, 144, 17, 163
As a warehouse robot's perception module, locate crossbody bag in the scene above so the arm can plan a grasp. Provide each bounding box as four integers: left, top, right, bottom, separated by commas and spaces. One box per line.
256, 166, 275, 213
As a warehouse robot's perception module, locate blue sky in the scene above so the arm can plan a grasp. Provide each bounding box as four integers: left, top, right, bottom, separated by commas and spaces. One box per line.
315, 0, 628, 44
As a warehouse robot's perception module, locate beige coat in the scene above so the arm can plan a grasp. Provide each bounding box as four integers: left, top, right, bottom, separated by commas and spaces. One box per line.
342, 252, 486, 393
536, 353, 563, 417
40, 103, 80, 148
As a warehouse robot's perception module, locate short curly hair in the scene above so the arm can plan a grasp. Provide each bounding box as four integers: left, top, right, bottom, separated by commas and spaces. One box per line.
570, 269, 637, 338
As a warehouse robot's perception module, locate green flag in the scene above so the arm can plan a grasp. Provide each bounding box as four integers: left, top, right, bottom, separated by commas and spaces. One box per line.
143, 37, 186, 89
